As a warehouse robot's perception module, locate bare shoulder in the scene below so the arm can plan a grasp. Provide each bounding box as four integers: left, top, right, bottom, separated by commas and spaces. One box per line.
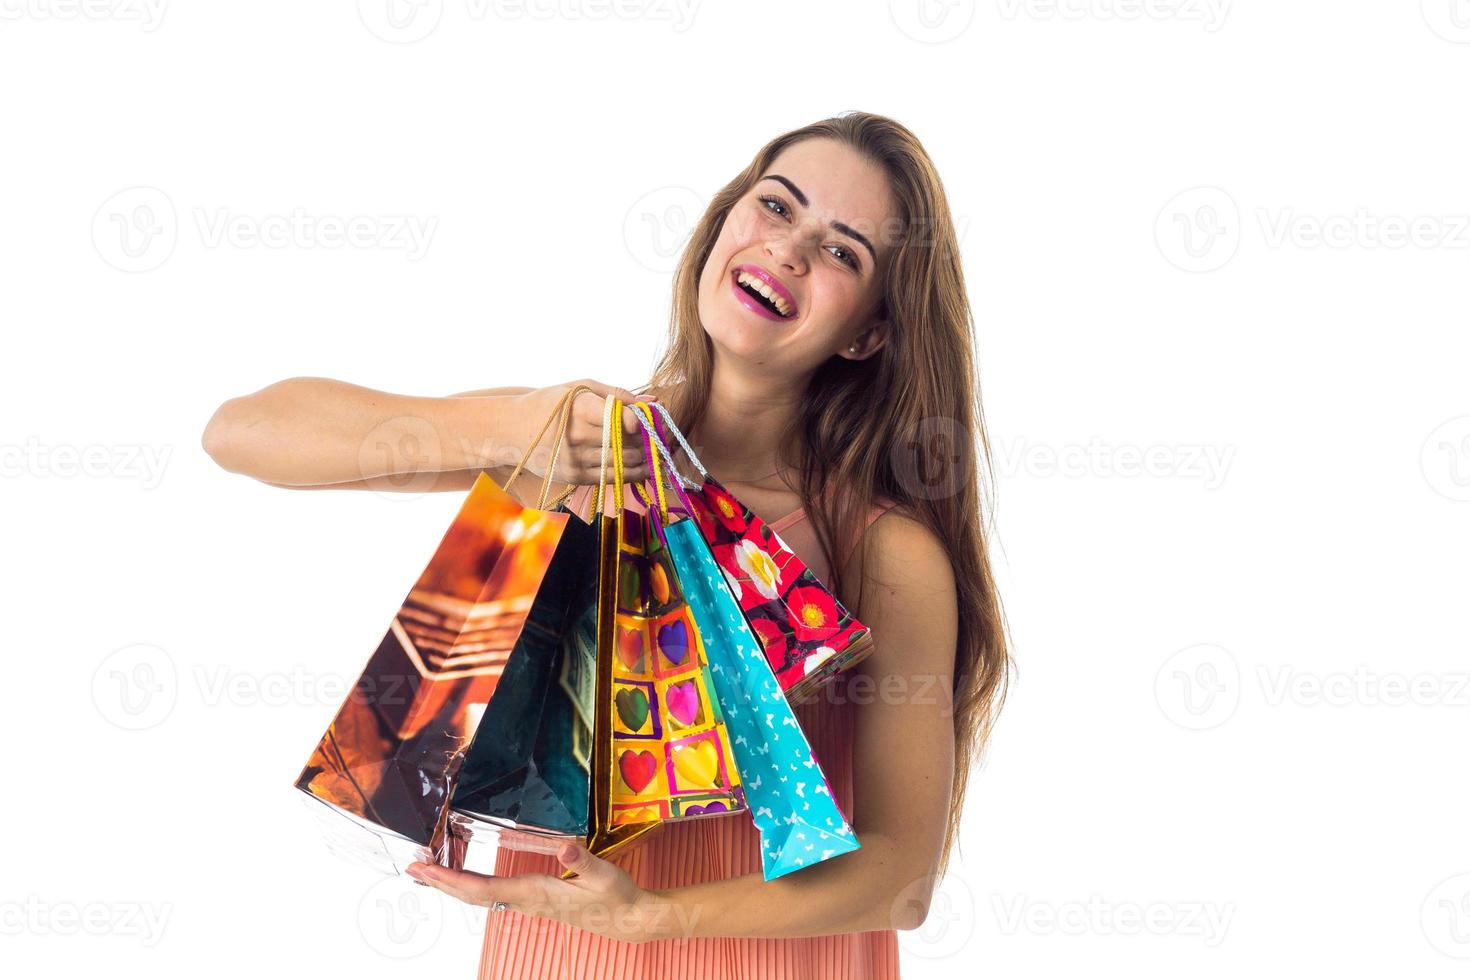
857, 508, 955, 593
843, 507, 956, 630
840, 506, 959, 682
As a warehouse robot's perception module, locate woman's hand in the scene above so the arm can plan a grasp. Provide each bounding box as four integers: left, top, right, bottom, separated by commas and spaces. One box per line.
405, 844, 667, 944
513, 380, 657, 486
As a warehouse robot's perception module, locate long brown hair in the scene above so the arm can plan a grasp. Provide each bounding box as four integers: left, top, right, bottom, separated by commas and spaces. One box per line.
638, 111, 1010, 876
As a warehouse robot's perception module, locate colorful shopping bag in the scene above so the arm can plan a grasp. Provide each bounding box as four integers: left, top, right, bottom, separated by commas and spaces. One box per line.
643, 402, 875, 703
628, 402, 861, 879
295, 388, 586, 874
445, 392, 744, 870
595, 398, 745, 834
443, 394, 654, 866
448, 509, 600, 841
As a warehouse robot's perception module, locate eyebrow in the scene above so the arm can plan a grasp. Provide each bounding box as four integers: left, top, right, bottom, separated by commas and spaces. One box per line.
759, 174, 878, 266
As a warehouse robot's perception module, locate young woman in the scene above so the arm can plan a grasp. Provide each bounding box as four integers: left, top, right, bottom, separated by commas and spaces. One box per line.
203, 111, 1009, 979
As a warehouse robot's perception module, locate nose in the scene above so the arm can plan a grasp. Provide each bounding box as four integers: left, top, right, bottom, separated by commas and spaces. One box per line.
763, 225, 810, 274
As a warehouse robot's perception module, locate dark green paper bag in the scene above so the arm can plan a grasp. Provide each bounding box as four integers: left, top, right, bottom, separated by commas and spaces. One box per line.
449, 512, 600, 838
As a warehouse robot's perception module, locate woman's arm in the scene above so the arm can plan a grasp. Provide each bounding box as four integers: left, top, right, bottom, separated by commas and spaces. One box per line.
410, 509, 959, 942
200, 377, 652, 496
200, 377, 539, 490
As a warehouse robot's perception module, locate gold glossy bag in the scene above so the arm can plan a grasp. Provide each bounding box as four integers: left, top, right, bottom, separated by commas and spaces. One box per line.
584, 398, 746, 865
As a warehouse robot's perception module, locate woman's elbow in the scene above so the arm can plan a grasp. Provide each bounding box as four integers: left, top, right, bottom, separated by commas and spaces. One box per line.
202, 378, 306, 473
201, 399, 241, 469
846, 864, 937, 932
884, 876, 935, 932
202, 395, 266, 475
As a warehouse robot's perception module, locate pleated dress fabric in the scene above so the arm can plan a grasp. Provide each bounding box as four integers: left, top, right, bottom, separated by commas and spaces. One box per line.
476, 484, 901, 980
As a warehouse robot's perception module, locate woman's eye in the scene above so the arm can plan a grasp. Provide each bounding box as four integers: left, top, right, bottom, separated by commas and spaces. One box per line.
758, 194, 789, 218
828, 244, 860, 271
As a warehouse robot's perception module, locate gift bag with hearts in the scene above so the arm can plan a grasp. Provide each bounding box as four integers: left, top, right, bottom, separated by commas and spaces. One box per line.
597, 398, 746, 833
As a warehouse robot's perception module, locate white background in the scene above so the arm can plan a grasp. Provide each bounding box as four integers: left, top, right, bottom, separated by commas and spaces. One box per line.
2, 1, 1468, 977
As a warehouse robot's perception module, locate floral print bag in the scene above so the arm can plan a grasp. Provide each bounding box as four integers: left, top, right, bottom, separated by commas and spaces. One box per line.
642, 402, 875, 704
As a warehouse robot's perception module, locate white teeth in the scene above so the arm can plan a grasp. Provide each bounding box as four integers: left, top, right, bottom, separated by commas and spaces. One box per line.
736, 271, 792, 316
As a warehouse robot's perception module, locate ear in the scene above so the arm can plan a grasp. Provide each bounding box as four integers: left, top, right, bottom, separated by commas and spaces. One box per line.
837, 318, 892, 362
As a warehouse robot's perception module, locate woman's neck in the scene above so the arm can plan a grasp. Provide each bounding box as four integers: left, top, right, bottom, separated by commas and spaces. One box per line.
689, 362, 807, 489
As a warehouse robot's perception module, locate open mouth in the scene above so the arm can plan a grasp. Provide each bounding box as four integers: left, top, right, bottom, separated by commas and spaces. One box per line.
730, 268, 797, 321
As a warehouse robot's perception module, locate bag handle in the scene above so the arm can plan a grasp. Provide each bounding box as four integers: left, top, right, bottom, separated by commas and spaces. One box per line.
582, 395, 707, 520
500, 384, 592, 510
630, 402, 696, 519
589, 393, 634, 520
647, 402, 709, 482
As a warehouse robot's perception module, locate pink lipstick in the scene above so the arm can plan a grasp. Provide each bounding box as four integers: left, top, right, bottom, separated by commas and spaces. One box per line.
729, 264, 798, 322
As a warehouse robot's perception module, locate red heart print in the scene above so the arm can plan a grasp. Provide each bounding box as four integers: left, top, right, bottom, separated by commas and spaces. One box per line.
618, 749, 657, 793
617, 626, 643, 670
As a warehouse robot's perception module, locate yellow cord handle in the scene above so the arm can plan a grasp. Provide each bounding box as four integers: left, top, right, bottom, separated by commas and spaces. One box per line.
611, 397, 624, 514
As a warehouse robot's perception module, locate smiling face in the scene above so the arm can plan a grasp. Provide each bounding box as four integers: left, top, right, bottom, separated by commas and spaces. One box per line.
697, 138, 900, 372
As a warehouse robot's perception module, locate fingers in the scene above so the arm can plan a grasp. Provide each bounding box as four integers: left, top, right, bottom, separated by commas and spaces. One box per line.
568, 379, 661, 405
558, 384, 660, 486
552, 451, 650, 487
573, 394, 655, 436
405, 862, 555, 912
540, 383, 664, 490
566, 382, 660, 432
554, 843, 618, 887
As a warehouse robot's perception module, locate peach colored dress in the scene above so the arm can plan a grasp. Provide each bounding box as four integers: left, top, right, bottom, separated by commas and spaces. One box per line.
476, 485, 901, 980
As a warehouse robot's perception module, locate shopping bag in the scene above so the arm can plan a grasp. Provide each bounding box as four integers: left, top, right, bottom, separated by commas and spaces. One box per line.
446, 392, 741, 870
294, 387, 585, 874
447, 509, 600, 842
628, 402, 861, 879
594, 397, 745, 838
643, 402, 875, 703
